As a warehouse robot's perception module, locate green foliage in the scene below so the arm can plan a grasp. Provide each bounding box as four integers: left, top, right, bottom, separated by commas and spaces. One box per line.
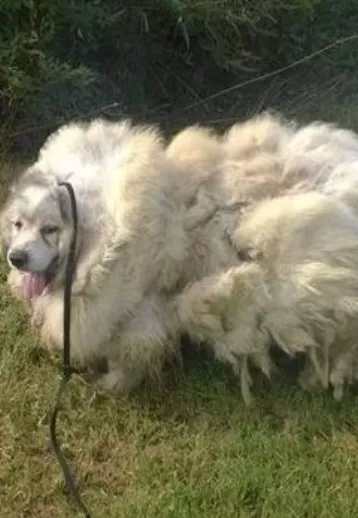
162, 0, 358, 70
0, 0, 357, 150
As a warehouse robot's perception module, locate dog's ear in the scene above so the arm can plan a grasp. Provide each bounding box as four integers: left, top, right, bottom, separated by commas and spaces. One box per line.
0, 203, 11, 259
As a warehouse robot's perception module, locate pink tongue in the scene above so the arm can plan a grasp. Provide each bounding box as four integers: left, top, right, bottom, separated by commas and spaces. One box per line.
20, 272, 47, 300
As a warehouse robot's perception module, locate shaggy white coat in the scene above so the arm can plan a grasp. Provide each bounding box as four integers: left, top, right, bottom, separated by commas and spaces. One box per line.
2, 113, 358, 399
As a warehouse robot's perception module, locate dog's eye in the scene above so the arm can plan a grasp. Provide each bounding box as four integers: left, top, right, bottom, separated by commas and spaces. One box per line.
42, 225, 59, 235
13, 220, 22, 230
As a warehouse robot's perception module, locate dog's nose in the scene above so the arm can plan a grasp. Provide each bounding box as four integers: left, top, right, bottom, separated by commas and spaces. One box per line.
8, 250, 29, 269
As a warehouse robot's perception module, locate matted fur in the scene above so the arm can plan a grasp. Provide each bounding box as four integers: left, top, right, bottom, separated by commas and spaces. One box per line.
176, 193, 358, 402
2, 113, 358, 399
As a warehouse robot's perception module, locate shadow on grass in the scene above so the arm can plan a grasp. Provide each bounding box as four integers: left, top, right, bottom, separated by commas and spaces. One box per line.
92, 335, 358, 444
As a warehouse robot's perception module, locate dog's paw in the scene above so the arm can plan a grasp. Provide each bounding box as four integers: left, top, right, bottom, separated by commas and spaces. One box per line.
330, 371, 347, 402
96, 365, 142, 394
298, 364, 324, 392
332, 384, 344, 402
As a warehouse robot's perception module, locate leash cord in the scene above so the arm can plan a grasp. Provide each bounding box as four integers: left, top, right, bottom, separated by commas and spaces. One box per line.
49, 181, 92, 518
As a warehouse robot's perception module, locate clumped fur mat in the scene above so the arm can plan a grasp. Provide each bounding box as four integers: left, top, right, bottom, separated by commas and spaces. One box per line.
2, 143, 358, 517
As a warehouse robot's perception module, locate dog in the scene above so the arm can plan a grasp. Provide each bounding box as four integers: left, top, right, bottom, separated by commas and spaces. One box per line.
2, 113, 358, 400
0, 120, 187, 392
0, 118, 244, 394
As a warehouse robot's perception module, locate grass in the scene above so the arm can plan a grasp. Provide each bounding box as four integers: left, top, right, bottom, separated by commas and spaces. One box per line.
3, 91, 358, 517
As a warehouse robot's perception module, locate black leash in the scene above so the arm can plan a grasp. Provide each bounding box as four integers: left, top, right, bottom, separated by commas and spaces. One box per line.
49, 181, 92, 517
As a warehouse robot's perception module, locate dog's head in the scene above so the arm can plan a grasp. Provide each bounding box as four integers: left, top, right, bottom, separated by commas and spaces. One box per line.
0, 170, 75, 299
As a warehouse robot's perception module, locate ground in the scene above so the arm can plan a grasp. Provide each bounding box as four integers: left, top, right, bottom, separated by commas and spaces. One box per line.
2, 87, 358, 517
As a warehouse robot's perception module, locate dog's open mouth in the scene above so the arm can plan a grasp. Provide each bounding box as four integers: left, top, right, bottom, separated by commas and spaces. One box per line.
19, 256, 60, 300
20, 272, 50, 299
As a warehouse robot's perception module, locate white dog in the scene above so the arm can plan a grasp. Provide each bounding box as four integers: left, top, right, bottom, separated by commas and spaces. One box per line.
0, 121, 188, 392
2, 113, 358, 400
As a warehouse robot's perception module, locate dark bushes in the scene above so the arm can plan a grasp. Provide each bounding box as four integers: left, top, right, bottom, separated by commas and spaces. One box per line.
0, 0, 357, 151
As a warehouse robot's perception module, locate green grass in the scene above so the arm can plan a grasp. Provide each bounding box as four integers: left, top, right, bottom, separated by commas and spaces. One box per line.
3, 95, 358, 517
2, 266, 358, 518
